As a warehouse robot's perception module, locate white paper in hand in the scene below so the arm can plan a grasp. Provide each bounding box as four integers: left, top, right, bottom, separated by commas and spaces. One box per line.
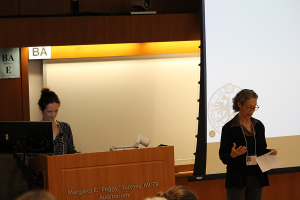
256, 151, 282, 173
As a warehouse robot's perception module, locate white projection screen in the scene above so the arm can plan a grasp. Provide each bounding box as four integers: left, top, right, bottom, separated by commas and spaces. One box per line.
205, 0, 300, 174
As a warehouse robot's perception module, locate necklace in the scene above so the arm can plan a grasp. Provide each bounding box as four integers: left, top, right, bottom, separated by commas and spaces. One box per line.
238, 118, 256, 157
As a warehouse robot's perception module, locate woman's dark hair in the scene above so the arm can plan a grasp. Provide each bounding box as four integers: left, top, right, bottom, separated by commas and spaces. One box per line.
38, 88, 60, 111
157, 186, 197, 200
232, 89, 258, 112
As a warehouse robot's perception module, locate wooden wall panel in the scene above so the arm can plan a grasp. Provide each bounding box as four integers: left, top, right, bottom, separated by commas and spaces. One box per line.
175, 176, 226, 200
0, 13, 200, 48
0, 48, 29, 121
79, 0, 134, 14
1, 0, 199, 16
78, 0, 199, 14
20, 48, 29, 121
18, 0, 71, 16
175, 165, 300, 200
263, 172, 300, 199
149, 0, 199, 13
0, 0, 19, 17
0, 78, 23, 121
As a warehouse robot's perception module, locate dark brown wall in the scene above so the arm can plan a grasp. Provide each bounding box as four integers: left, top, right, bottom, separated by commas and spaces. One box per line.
0, 76, 23, 121
0, 48, 29, 121
0, 14, 200, 48
0, 0, 199, 17
0, 0, 19, 16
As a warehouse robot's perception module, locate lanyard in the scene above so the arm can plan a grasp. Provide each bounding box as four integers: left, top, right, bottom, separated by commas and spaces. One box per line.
238, 119, 256, 156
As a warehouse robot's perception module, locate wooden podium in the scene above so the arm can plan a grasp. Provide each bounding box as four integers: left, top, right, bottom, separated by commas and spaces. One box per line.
29, 146, 175, 200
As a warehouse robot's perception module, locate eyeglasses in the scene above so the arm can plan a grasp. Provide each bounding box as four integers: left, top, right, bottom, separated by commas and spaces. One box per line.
243, 105, 259, 112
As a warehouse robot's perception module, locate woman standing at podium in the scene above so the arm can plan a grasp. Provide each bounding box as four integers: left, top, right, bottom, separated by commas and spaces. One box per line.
28, 88, 77, 160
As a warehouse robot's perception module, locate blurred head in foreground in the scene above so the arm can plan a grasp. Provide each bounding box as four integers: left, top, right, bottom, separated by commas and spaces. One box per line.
157, 186, 198, 200
16, 190, 57, 200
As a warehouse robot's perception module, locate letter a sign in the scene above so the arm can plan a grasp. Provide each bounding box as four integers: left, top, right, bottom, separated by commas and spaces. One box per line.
29, 46, 51, 60
0, 48, 20, 79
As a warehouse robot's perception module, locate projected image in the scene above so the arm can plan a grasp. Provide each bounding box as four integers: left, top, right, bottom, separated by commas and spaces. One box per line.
205, 0, 300, 144
207, 83, 241, 143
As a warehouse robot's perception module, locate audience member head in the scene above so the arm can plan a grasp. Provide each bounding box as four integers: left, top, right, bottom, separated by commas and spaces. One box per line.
157, 186, 197, 200
38, 88, 61, 112
145, 197, 167, 200
15, 190, 57, 200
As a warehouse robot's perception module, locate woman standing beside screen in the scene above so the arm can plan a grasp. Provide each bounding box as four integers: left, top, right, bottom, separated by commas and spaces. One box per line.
28, 88, 77, 159
219, 89, 277, 200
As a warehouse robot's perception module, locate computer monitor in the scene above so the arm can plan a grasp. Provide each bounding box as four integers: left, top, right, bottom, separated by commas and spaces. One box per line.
0, 121, 53, 153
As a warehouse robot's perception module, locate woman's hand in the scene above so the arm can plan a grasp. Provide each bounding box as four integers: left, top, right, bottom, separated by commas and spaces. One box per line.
230, 143, 247, 158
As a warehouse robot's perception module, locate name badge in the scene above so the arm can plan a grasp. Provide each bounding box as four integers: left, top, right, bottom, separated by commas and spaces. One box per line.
246, 155, 257, 166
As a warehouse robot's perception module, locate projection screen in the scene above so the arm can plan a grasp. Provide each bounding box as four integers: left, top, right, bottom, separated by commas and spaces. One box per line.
205, 0, 300, 175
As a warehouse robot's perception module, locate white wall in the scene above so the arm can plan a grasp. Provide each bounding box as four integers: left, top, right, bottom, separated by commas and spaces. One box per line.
28, 60, 43, 120
29, 53, 200, 165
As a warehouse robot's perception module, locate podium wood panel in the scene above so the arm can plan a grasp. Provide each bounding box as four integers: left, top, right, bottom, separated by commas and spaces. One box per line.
29, 146, 175, 200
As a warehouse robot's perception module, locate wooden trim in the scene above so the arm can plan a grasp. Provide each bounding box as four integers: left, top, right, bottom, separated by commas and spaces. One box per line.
20, 47, 30, 121
175, 164, 194, 178
175, 163, 194, 173
51, 41, 200, 59
175, 171, 193, 178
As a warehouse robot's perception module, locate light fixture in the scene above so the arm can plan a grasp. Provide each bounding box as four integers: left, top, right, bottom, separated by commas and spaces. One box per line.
110, 134, 150, 151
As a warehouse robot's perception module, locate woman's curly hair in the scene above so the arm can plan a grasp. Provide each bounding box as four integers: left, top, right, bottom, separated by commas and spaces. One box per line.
232, 89, 258, 112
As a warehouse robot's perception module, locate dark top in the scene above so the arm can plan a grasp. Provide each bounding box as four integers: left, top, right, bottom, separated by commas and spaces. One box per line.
245, 135, 262, 176
219, 114, 270, 188
27, 120, 77, 160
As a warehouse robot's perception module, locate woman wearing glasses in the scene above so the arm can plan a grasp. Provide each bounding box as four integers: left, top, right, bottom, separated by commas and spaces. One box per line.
219, 89, 277, 200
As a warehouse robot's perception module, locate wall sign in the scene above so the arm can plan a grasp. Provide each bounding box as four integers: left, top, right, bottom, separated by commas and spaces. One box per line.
67, 181, 159, 199
0, 48, 20, 79
29, 46, 51, 60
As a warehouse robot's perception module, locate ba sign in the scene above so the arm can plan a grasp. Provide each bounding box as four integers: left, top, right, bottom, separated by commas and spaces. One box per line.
0, 48, 20, 79
29, 46, 51, 59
